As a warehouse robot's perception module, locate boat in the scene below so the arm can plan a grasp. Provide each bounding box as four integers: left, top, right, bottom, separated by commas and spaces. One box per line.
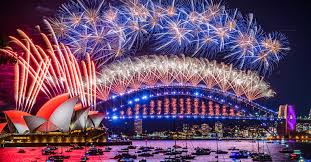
103, 147, 112, 152
181, 147, 188, 153
17, 149, 25, 153
118, 158, 135, 162
47, 155, 70, 162
194, 147, 210, 151
139, 159, 147, 162
181, 154, 195, 160
70, 144, 84, 150
290, 150, 303, 160
85, 147, 103, 155
121, 147, 129, 151
172, 144, 182, 149
228, 147, 239, 151
42, 148, 56, 155
48, 156, 64, 162
118, 148, 129, 153
215, 150, 228, 154
128, 145, 137, 149
229, 150, 249, 159
138, 146, 154, 151
192, 148, 211, 155
279, 147, 293, 153
80, 156, 89, 162
252, 153, 272, 161
161, 156, 186, 162
65, 148, 72, 152
111, 153, 137, 160
138, 152, 154, 157
154, 147, 164, 151
46, 145, 57, 150
164, 149, 182, 155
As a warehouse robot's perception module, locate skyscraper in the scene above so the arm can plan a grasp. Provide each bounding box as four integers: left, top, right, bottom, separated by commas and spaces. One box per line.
134, 119, 143, 135
215, 121, 223, 138
201, 123, 210, 136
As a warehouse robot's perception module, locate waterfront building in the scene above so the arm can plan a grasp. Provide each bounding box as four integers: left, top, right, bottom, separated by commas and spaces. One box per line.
215, 121, 223, 138
201, 123, 210, 136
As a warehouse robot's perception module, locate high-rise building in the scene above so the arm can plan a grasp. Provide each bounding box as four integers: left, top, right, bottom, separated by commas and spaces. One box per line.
278, 105, 287, 119
242, 130, 249, 138
183, 124, 189, 133
215, 121, 223, 138
201, 123, 210, 136
134, 119, 143, 135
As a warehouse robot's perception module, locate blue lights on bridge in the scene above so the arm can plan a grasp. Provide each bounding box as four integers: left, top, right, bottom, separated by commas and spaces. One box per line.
102, 86, 278, 122
106, 115, 279, 121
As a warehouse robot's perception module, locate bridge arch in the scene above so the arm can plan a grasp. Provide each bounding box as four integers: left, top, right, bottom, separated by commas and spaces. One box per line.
98, 86, 278, 120
96, 55, 277, 120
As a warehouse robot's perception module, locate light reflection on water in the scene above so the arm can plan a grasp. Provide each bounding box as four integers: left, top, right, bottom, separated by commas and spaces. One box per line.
0, 140, 299, 162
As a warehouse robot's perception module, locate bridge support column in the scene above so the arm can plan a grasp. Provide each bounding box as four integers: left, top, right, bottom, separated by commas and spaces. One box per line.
277, 104, 296, 138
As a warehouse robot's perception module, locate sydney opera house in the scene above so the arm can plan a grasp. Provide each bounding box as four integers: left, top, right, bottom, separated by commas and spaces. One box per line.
0, 93, 106, 146
1, 94, 104, 134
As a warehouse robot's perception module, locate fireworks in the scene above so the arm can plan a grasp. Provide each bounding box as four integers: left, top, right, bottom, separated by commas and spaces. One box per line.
97, 55, 274, 101
51, 0, 289, 75
0, 23, 97, 112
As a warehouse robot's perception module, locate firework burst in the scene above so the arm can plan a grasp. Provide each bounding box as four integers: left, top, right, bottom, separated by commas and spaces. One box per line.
97, 55, 274, 101
51, 0, 289, 75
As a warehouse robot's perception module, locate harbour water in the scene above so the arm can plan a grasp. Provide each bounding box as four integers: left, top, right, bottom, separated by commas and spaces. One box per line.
0, 140, 310, 162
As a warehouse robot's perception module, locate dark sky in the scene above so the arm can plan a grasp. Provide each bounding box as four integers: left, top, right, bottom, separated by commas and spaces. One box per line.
0, 0, 310, 115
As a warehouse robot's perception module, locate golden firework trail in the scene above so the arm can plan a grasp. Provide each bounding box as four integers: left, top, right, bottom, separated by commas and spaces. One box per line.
0, 21, 97, 112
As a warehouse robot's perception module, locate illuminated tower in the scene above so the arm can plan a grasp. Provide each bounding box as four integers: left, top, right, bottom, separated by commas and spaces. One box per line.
201, 101, 206, 116
134, 119, 143, 135
186, 98, 191, 115
208, 101, 214, 116
171, 98, 177, 115
229, 107, 235, 116
127, 107, 132, 116
135, 104, 140, 116
150, 100, 155, 115
120, 110, 125, 117
143, 104, 147, 115
236, 111, 241, 116
222, 105, 227, 116
194, 98, 199, 115
157, 100, 162, 115
164, 98, 170, 115
179, 98, 184, 115
215, 104, 220, 116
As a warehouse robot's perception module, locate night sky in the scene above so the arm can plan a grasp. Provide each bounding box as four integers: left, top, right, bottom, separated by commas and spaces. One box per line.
0, 0, 310, 115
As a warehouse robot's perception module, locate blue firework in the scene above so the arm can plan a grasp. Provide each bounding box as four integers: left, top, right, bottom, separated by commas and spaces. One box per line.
50, 0, 289, 75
